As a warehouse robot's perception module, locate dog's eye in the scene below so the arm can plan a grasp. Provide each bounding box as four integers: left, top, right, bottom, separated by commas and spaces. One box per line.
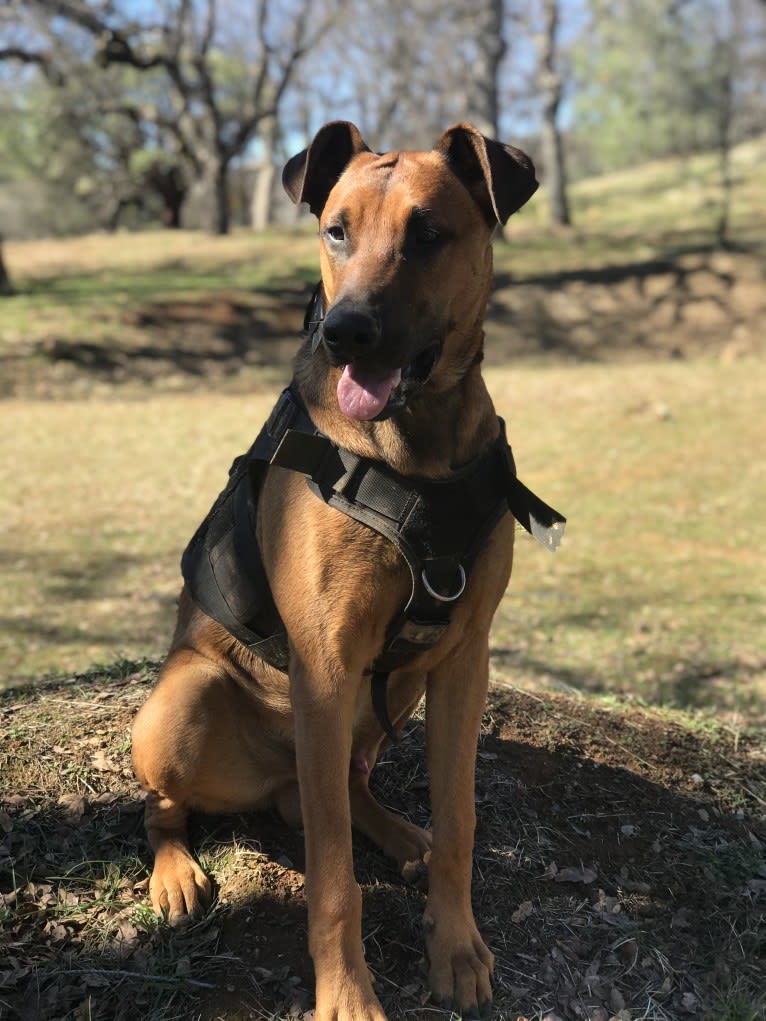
407, 213, 448, 256
325, 225, 346, 243
415, 224, 441, 245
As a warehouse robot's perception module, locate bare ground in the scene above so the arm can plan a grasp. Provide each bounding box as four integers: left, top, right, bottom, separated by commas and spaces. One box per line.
1, 664, 764, 1021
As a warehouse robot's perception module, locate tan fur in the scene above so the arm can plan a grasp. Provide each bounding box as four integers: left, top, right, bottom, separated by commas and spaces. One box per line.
131, 123, 535, 1020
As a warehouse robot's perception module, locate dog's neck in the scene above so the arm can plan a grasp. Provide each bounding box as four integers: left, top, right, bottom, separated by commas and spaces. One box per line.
293, 335, 499, 478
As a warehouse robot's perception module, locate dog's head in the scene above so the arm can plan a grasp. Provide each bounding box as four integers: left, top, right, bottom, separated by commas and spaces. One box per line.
283, 122, 537, 421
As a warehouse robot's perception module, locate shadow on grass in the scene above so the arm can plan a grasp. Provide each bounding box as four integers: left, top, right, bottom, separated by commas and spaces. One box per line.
0, 549, 177, 685
2, 685, 764, 1020
492, 643, 766, 718
0, 548, 151, 599
17, 262, 319, 307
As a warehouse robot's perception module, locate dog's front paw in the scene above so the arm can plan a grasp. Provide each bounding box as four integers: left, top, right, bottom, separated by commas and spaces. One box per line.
314, 984, 388, 1021
148, 843, 212, 924
424, 910, 494, 1019
314, 954, 388, 1021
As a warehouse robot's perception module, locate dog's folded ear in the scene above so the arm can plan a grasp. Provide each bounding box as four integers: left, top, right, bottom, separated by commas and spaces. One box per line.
283, 121, 371, 217
436, 124, 538, 226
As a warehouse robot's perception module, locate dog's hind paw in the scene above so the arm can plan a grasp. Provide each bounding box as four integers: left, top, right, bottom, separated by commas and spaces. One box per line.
401, 851, 430, 889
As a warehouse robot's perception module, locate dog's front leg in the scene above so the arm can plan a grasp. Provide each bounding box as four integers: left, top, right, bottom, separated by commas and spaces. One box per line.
424, 640, 494, 1018
290, 651, 387, 1021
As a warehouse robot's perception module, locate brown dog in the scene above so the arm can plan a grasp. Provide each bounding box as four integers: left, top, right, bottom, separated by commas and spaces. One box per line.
132, 122, 561, 1020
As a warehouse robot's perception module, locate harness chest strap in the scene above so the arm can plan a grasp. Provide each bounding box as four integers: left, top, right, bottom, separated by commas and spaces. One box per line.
181, 384, 566, 739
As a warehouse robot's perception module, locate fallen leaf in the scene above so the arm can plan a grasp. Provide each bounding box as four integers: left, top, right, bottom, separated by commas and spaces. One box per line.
57, 793, 88, 819
83, 971, 112, 988
91, 750, 119, 772
115, 917, 138, 942
175, 956, 191, 977
512, 900, 534, 923
92, 791, 119, 805
682, 992, 699, 1012
609, 987, 626, 1012
615, 938, 638, 966
555, 865, 597, 884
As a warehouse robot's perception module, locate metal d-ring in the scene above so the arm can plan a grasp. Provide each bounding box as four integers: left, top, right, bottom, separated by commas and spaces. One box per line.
421, 563, 467, 603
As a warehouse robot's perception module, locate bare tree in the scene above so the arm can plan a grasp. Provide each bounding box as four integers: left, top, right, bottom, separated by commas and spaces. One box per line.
532, 0, 571, 226
11, 0, 341, 234
463, 0, 506, 139
286, 0, 512, 153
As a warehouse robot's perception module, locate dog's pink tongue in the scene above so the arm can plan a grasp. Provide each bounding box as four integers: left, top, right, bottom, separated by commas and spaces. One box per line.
337, 363, 402, 420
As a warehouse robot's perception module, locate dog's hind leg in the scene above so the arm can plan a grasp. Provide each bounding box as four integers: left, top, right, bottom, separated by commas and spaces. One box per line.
350, 780, 432, 876
132, 648, 289, 923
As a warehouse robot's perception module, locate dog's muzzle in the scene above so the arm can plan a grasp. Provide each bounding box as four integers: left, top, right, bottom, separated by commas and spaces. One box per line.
304, 288, 442, 422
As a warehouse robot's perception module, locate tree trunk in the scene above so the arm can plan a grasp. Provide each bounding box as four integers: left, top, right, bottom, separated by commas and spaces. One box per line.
0, 235, 14, 296
713, 0, 741, 249
467, 0, 506, 139
250, 117, 278, 232
199, 156, 230, 235
537, 0, 571, 227
540, 90, 571, 227
145, 163, 187, 229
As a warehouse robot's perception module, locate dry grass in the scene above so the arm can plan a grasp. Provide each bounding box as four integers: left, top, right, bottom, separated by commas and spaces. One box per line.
1, 360, 764, 727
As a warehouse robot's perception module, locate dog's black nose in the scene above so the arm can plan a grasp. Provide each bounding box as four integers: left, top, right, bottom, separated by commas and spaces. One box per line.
321, 304, 381, 359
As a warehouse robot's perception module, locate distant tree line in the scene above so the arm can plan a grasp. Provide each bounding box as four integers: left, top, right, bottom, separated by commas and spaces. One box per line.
0, 0, 764, 240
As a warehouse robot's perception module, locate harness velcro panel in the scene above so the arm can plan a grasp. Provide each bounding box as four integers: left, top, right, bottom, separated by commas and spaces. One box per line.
352, 466, 414, 524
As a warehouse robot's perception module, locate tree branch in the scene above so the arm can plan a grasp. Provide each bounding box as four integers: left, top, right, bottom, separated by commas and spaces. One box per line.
0, 46, 65, 84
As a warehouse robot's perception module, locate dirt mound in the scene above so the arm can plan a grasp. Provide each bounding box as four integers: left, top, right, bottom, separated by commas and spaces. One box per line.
4, 245, 764, 399
486, 247, 766, 366
1, 667, 764, 1020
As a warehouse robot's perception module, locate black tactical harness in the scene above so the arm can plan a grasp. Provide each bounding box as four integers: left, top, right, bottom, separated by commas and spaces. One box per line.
182, 298, 566, 739
182, 387, 565, 739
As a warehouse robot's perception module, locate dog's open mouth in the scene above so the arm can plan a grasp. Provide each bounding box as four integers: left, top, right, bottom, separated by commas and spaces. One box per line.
336, 345, 440, 421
